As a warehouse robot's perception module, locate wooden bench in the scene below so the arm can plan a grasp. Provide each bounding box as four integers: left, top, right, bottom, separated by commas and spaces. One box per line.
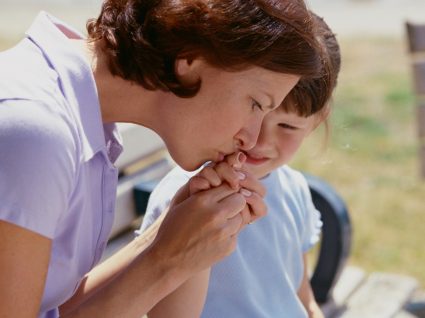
104, 124, 423, 317
406, 21, 425, 179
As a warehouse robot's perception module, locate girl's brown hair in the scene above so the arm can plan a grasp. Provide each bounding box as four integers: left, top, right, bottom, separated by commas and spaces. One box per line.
87, 0, 323, 97
281, 13, 341, 118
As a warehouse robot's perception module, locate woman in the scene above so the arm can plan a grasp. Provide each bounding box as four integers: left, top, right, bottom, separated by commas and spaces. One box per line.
0, 0, 322, 317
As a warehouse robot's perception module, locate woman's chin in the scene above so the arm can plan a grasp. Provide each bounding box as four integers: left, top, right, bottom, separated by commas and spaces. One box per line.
173, 155, 206, 172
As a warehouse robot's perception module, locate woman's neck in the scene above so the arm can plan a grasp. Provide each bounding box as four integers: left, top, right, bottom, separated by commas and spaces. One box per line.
71, 39, 161, 129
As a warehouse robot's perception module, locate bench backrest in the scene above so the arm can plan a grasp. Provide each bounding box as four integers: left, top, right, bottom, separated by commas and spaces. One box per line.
406, 21, 425, 178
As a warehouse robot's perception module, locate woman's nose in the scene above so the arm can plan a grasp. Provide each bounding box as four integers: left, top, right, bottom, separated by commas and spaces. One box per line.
234, 117, 263, 151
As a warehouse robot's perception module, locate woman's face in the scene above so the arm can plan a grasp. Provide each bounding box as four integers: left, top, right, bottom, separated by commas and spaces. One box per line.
157, 59, 300, 171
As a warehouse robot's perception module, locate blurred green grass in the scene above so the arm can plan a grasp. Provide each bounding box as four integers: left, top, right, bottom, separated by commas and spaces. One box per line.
295, 36, 425, 287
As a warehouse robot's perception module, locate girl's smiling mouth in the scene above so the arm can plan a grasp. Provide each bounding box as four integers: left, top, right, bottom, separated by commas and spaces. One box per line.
244, 152, 269, 165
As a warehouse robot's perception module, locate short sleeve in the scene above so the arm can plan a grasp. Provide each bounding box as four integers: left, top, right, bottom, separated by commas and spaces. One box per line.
292, 171, 323, 252
301, 193, 323, 252
0, 99, 75, 238
137, 166, 194, 233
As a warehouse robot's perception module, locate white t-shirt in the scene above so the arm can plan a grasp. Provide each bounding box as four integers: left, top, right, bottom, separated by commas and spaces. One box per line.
140, 165, 322, 318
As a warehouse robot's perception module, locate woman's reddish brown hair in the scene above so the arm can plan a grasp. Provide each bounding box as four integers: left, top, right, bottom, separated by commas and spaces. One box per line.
87, 0, 323, 97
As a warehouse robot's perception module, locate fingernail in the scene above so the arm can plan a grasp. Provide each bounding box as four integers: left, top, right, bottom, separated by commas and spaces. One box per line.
237, 171, 246, 180
236, 152, 246, 165
240, 188, 252, 197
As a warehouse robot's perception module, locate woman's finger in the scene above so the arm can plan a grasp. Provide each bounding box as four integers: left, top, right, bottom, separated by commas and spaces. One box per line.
238, 171, 266, 198
240, 189, 267, 223
197, 166, 222, 187
214, 161, 245, 190
189, 176, 213, 195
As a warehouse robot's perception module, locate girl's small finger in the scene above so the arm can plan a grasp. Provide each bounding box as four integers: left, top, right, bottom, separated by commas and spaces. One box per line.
225, 152, 246, 169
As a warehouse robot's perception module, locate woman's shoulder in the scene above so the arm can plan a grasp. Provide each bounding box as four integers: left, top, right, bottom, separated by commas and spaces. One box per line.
0, 98, 78, 178
0, 98, 75, 146
0, 101, 78, 239
0, 39, 61, 103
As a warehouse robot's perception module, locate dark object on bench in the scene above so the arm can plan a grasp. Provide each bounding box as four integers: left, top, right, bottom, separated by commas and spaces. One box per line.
133, 170, 352, 305
406, 22, 425, 53
134, 179, 162, 216
304, 173, 352, 304
406, 21, 425, 178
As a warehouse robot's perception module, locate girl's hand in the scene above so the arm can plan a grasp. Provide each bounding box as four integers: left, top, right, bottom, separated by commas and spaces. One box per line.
308, 306, 325, 318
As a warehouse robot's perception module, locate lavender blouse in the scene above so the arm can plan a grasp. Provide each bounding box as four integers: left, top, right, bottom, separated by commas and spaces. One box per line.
0, 12, 123, 317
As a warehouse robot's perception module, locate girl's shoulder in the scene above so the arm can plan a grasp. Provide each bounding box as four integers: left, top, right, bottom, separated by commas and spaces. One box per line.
269, 165, 309, 193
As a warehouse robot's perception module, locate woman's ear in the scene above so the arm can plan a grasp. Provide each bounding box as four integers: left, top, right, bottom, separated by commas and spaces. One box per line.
175, 57, 202, 86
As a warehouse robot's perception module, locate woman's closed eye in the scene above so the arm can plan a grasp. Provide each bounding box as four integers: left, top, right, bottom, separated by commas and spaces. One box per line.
251, 98, 264, 111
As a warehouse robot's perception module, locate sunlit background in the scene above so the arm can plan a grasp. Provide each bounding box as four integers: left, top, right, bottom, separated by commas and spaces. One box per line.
1, 0, 424, 292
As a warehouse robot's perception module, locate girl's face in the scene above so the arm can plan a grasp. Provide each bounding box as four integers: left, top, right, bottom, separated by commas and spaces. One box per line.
157, 60, 300, 171
243, 107, 320, 179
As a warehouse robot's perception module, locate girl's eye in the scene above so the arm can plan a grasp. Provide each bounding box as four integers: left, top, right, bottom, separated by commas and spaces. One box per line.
278, 123, 298, 130
251, 99, 264, 111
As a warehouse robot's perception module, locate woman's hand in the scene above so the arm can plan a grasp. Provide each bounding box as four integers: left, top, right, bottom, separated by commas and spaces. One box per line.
149, 182, 246, 275
169, 152, 247, 208
188, 152, 267, 227
148, 152, 267, 279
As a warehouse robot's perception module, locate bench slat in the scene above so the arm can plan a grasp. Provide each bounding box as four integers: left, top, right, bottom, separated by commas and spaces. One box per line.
336, 272, 418, 318
115, 124, 165, 171
321, 266, 366, 318
413, 61, 425, 95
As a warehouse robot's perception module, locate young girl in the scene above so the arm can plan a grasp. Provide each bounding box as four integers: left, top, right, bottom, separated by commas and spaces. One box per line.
138, 14, 341, 318
0, 1, 325, 317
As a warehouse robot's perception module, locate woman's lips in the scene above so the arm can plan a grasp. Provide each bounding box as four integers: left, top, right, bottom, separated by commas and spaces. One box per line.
217, 152, 225, 162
